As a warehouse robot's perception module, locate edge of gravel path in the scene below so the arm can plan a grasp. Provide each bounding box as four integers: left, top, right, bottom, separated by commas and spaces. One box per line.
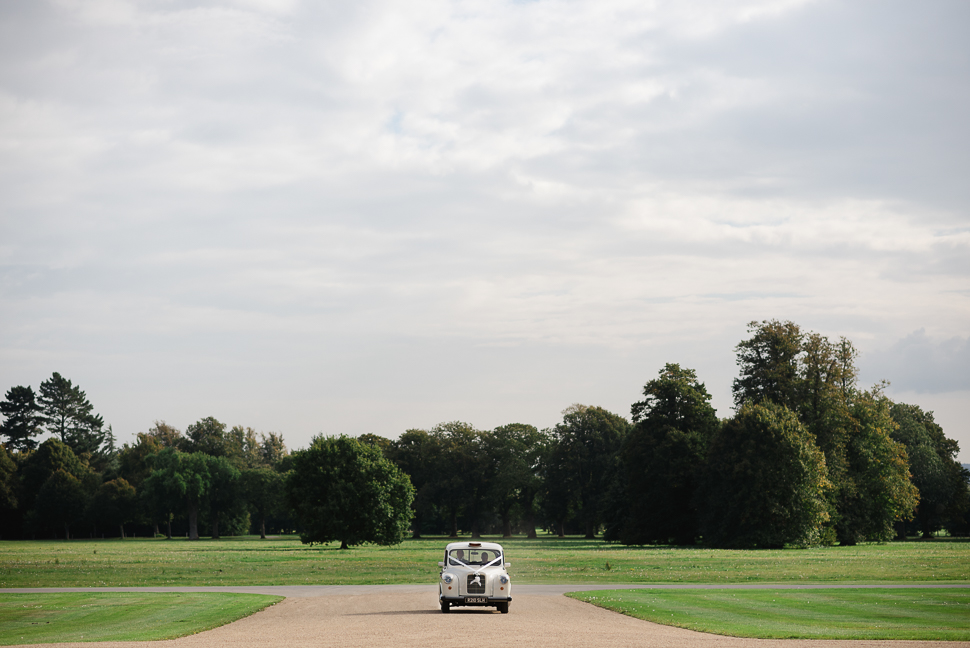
3, 583, 968, 597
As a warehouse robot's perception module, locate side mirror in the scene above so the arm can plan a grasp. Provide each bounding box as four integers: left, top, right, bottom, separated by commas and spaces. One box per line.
504, 563, 511, 568
438, 562, 444, 567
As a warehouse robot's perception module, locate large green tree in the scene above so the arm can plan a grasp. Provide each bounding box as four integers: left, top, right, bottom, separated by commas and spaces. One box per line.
37, 373, 110, 459
798, 333, 858, 441
240, 467, 285, 539
487, 423, 548, 538
32, 469, 90, 540
286, 435, 414, 549
225, 425, 261, 468
733, 320, 803, 410
146, 421, 184, 448
18, 439, 96, 516
119, 426, 178, 536
139, 455, 182, 539
730, 322, 927, 545
621, 364, 718, 545
699, 402, 830, 548
142, 449, 212, 540
89, 478, 138, 538
387, 429, 443, 538
0, 386, 43, 452
358, 433, 393, 455
832, 390, 919, 544
203, 455, 241, 539
546, 405, 630, 538
539, 435, 576, 538
430, 422, 487, 538
183, 417, 228, 457
0, 445, 17, 514
889, 402, 969, 538
258, 432, 288, 467
116, 433, 165, 490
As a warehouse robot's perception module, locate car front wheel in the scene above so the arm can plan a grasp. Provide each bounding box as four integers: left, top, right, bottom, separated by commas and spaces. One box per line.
440, 601, 450, 613
497, 602, 509, 614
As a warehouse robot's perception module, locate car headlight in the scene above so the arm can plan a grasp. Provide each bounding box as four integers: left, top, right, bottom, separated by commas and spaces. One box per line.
500, 575, 509, 584
443, 574, 454, 584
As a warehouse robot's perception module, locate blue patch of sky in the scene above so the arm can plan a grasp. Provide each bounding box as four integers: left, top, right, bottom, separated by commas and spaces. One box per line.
386, 109, 404, 135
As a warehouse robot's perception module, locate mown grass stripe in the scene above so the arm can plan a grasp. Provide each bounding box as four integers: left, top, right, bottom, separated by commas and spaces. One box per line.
1, 536, 968, 587
0, 592, 282, 645
567, 587, 970, 640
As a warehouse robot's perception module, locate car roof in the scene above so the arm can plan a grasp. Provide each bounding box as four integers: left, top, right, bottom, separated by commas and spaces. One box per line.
444, 541, 504, 552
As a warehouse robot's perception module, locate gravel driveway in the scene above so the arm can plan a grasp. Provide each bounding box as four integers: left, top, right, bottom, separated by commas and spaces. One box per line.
12, 586, 966, 648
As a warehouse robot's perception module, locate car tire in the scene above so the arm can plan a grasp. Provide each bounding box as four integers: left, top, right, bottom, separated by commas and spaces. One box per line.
440, 601, 450, 613
497, 602, 509, 614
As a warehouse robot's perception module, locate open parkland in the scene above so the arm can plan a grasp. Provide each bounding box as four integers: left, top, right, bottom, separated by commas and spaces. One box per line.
0, 536, 968, 646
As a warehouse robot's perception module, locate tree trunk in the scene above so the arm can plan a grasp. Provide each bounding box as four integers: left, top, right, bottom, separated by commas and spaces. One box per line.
188, 503, 200, 540
411, 512, 422, 539
502, 511, 512, 538
471, 519, 481, 539
120, 523, 125, 539
449, 510, 458, 538
558, 519, 565, 538
166, 517, 173, 540
584, 518, 595, 539
259, 517, 266, 540
526, 510, 537, 539
340, 539, 348, 550
894, 520, 907, 541
211, 518, 220, 540
918, 510, 931, 538
64, 522, 71, 540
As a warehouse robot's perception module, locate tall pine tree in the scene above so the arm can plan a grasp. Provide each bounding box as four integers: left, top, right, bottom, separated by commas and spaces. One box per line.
0, 385, 43, 451
37, 373, 108, 459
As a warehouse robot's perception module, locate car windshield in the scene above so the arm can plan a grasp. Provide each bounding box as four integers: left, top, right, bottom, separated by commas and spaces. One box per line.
448, 548, 502, 567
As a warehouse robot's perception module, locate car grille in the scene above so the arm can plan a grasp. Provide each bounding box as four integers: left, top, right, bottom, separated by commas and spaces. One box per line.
466, 573, 486, 594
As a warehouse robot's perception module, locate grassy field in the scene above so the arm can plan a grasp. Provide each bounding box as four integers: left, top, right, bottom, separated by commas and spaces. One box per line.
0, 592, 282, 645
0, 535, 967, 587
1, 537, 967, 644
567, 588, 970, 641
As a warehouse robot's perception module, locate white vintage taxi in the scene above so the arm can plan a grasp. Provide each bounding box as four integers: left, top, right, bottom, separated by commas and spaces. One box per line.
438, 541, 511, 613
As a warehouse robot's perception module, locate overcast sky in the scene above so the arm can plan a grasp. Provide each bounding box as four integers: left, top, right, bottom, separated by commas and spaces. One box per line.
2, 0, 968, 460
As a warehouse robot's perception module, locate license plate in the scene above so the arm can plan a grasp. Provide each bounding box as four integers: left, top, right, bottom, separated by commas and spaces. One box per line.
465, 597, 487, 604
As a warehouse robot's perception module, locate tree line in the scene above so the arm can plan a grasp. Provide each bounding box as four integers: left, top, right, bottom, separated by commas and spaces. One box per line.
0, 371, 290, 540
2, 320, 968, 547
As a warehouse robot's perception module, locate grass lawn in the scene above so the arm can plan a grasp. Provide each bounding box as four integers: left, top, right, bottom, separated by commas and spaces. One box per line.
1, 536, 968, 587
567, 588, 970, 641
0, 592, 282, 645
1, 537, 966, 644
